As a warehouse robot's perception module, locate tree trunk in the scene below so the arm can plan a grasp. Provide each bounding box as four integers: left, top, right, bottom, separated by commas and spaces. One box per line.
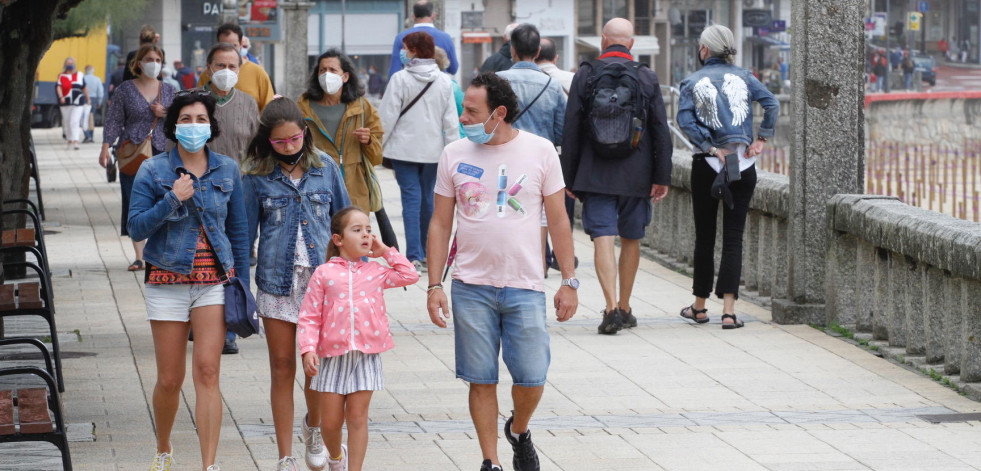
0, 0, 83, 205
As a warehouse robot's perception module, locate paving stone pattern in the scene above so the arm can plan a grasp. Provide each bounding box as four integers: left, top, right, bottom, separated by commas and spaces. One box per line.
2, 129, 981, 470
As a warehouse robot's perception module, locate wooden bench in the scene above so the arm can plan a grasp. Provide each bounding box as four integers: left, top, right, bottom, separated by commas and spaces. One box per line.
0, 367, 71, 469
0, 228, 36, 249
0, 282, 42, 311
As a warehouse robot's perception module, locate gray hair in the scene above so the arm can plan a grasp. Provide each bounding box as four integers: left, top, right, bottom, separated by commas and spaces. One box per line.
699, 25, 737, 64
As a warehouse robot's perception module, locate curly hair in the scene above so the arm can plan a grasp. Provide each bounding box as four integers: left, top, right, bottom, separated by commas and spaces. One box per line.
302, 49, 365, 104
163, 90, 221, 144
469, 73, 519, 124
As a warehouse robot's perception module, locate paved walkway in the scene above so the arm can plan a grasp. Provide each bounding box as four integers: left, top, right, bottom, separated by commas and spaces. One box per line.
4, 128, 981, 470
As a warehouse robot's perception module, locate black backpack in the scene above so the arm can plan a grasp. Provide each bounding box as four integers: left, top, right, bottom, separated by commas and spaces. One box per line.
581, 59, 649, 159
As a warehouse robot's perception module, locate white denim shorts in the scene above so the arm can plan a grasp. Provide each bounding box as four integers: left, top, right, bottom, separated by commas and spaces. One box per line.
144, 283, 225, 322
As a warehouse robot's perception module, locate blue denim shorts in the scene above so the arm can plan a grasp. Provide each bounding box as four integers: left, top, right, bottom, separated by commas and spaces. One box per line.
580, 193, 652, 240
451, 280, 550, 387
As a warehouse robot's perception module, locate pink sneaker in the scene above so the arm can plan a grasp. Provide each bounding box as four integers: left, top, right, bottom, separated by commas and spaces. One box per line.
327, 444, 347, 471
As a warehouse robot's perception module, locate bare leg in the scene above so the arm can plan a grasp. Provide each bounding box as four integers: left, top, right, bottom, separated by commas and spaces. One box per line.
507, 385, 544, 435
344, 391, 374, 471
721, 293, 737, 324
470, 383, 500, 466
616, 238, 640, 312
189, 304, 225, 469
149, 320, 190, 454
304, 375, 321, 428
263, 318, 298, 458
133, 239, 145, 263
593, 236, 618, 312
320, 392, 346, 460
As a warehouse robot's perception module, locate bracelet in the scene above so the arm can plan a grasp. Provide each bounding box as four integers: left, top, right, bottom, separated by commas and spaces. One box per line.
427, 284, 443, 292
757, 136, 768, 142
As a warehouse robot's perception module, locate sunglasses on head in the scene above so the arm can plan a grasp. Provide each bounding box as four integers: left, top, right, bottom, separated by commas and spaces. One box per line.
175, 88, 211, 98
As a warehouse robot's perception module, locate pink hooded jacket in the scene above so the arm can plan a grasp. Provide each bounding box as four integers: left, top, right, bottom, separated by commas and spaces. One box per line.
297, 248, 419, 358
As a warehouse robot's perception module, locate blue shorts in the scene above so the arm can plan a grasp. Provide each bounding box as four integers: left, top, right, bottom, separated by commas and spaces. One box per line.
580, 193, 652, 240
450, 280, 550, 387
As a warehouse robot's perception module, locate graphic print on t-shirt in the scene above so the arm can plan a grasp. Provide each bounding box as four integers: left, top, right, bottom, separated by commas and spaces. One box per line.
456, 163, 527, 219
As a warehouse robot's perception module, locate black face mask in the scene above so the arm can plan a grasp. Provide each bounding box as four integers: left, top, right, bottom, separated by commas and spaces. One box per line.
273, 149, 304, 166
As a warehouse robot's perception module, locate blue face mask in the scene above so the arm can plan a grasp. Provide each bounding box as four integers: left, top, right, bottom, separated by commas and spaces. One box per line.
175, 123, 211, 153
462, 112, 501, 145
399, 49, 409, 66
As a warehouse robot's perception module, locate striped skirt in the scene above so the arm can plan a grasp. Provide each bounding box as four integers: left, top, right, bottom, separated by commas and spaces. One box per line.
311, 350, 385, 395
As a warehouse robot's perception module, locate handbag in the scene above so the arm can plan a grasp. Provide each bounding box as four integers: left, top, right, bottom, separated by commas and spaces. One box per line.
117, 82, 161, 176
217, 264, 259, 338
358, 98, 384, 212
106, 155, 117, 183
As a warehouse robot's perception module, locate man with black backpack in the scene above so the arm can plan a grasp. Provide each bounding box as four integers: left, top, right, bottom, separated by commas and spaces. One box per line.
561, 17, 673, 335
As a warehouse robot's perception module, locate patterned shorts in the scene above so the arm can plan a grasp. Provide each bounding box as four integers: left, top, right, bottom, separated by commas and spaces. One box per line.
256, 266, 313, 324
310, 350, 384, 395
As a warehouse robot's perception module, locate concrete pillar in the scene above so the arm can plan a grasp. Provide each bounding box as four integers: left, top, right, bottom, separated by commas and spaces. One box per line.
280, 1, 315, 101
771, 1, 866, 324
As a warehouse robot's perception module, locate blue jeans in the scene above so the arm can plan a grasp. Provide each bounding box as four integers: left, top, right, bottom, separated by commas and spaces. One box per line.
450, 280, 550, 387
391, 160, 437, 262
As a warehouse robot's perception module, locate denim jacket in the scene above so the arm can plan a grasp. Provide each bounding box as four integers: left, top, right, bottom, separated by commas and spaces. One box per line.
128, 147, 250, 287
497, 62, 566, 146
243, 150, 351, 296
677, 58, 780, 153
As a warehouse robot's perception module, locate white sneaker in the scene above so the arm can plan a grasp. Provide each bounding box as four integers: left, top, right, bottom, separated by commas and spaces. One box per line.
302, 415, 328, 470
149, 451, 175, 471
276, 456, 300, 471
327, 444, 348, 471
206, 466, 221, 471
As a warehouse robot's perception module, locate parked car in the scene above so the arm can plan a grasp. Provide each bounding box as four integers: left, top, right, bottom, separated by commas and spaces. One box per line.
913, 54, 937, 86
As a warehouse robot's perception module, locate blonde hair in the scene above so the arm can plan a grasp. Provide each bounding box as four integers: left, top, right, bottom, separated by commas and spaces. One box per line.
130, 44, 166, 76
699, 25, 737, 64
434, 46, 450, 70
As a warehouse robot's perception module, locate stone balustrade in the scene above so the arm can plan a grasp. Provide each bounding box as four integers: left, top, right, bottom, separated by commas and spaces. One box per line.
824, 194, 981, 384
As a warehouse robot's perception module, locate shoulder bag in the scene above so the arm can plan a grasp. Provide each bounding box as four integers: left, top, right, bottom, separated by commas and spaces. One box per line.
511, 76, 552, 123
217, 263, 259, 338
358, 98, 385, 212
117, 82, 162, 176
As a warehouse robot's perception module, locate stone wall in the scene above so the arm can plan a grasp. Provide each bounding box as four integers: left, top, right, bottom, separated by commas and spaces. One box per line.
824, 195, 981, 392
867, 95, 981, 146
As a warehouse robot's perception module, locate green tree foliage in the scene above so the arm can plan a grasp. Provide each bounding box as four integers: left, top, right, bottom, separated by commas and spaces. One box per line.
54, 0, 151, 40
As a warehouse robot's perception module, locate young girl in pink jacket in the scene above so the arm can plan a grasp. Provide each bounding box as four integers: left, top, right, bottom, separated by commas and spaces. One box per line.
298, 206, 419, 471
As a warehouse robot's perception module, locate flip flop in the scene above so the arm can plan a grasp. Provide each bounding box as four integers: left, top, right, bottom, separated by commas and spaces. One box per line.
721, 313, 745, 329
680, 305, 710, 324
127, 260, 144, 271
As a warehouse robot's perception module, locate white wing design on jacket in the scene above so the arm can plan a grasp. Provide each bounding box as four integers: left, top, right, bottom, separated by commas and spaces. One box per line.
722, 73, 749, 127
693, 77, 722, 130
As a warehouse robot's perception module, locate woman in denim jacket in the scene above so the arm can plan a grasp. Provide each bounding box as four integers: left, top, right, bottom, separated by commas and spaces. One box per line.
242, 97, 351, 471
676, 25, 780, 330
128, 90, 250, 471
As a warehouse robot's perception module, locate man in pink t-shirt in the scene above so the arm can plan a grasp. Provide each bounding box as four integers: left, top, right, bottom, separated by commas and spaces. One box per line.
427, 73, 578, 471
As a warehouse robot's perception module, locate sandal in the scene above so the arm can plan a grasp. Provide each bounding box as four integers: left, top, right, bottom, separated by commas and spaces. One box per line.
721, 313, 745, 329
680, 305, 710, 324
127, 260, 144, 271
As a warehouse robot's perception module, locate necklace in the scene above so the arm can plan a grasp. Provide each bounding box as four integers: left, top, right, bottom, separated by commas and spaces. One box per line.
281, 161, 302, 179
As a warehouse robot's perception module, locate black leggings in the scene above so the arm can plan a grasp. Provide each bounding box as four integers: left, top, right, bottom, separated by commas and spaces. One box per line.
690, 157, 758, 300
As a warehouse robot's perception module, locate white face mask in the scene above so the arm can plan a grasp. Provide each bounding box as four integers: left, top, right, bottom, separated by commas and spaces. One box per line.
142, 61, 162, 79
211, 68, 238, 92
319, 72, 344, 95
239, 47, 249, 57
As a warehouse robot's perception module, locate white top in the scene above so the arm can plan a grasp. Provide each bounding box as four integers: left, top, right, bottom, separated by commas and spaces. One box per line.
379, 61, 460, 163
705, 143, 755, 174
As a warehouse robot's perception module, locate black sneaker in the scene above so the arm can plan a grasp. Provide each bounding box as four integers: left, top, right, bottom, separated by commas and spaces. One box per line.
222, 338, 239, 354
620, 308, 637, 328
504, 416, 540, 471
597, 309, 622, 335
479, 459, 502, 471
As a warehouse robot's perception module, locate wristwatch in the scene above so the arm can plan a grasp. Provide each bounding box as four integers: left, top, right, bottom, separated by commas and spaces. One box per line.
560, 278, 580, 290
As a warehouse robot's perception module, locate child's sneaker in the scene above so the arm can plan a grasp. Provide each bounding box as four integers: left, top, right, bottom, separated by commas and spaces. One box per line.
275, 456, 300, 471
149, 450, 175, 471
302, 415, 327, 470
206, 465, 221, 471
327, 444, 348, 471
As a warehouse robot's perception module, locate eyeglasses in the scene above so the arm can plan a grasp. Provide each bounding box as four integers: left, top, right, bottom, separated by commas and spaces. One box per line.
175, 88, 211, 98
268, 132, 305, 147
